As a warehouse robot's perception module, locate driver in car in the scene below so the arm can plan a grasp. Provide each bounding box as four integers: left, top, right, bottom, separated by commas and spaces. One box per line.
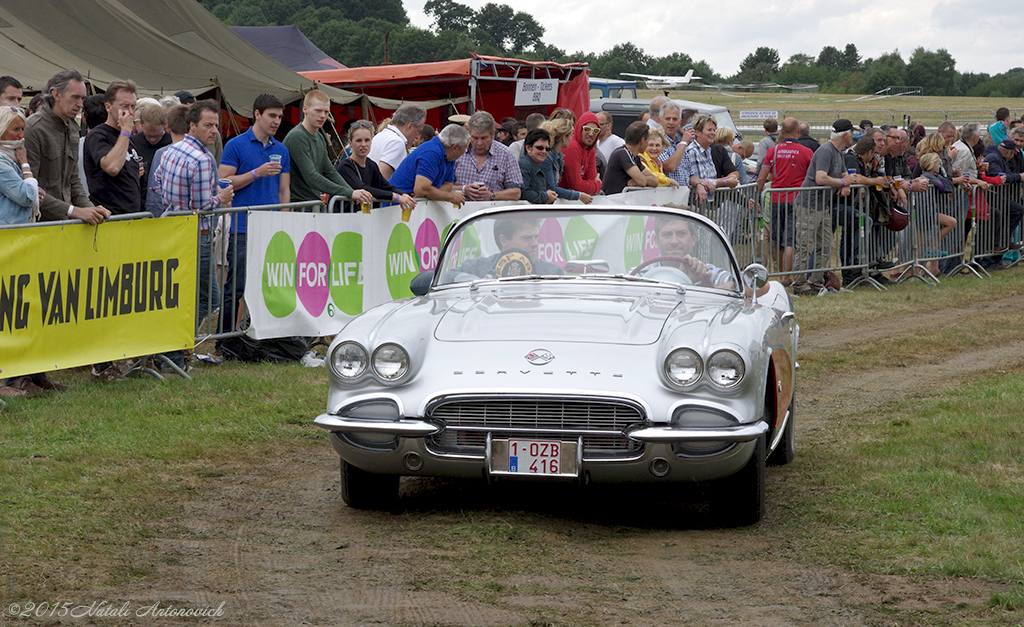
454, 218, 564, 279
639, 216, 735, 289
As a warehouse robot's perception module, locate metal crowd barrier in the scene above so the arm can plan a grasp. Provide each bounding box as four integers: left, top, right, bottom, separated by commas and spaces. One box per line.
687, 183, 761, 267
165, 200, 325, 348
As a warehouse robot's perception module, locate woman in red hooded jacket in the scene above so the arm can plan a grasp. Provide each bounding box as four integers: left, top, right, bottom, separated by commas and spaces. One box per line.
560, 111, 604, 195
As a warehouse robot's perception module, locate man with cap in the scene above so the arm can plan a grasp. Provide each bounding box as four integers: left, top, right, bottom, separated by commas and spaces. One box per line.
790, 119, 861, 296
982, 135, 1024, 256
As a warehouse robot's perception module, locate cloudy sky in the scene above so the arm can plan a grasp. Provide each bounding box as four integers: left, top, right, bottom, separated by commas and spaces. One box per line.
406, 0, 1012, 76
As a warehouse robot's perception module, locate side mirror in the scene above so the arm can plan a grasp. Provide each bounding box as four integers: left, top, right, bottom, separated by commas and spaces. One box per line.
741, 263, 769, 304
410, 271, 435, 296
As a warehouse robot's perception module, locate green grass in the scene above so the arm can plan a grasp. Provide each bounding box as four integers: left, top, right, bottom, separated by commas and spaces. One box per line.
792, 369, 1024, 581
0, 362, 325, 590
636, 89, 1024, 128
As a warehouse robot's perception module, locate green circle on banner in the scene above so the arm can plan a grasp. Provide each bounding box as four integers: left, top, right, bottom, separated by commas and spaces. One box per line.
330, 231, 363, 315
452, 224, 482, 269
386, 223, 420, 299
624, 215, 646, 268
262, 231, 297, 318
563, 216, 598, 261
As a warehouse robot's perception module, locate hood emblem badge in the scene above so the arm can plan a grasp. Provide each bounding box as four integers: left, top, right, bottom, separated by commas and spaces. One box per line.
525, 349, 554, 365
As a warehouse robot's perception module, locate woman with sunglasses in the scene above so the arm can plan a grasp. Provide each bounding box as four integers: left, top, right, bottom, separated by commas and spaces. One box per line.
0, 106, 44, 224
336, 120, 415, 212
519, 128, 557, 204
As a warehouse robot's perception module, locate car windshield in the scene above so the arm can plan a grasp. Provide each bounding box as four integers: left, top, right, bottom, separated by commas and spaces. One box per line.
435, 209, 740, 291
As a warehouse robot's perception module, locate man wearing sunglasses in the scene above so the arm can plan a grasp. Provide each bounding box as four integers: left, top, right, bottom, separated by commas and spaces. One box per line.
560, 111, 603, 196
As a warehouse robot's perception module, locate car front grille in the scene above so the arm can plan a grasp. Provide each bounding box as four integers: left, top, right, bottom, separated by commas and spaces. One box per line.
425, 397, 645, 459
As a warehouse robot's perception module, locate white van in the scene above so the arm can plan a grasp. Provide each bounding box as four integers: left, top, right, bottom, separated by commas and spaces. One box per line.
590, 98, 737, 139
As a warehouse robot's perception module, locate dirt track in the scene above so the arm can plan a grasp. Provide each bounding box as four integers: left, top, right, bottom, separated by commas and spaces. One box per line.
106, 292, 1024, 627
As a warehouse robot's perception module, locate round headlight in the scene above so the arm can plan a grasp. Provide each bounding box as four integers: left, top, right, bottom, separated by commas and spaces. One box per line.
331, 341, 368, 379
665, 348, 702, 386
372, 343, 410, 382
707, 350, 745, 388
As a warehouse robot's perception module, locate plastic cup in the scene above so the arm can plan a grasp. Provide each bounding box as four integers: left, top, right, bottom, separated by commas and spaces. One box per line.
269, 154, 282, 164
361, 202, 371, 214
218, 178, 231, 206
401, 207, 411, 222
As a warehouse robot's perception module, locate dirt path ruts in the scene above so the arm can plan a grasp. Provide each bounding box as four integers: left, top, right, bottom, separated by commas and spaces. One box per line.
106, 293, 1024, 627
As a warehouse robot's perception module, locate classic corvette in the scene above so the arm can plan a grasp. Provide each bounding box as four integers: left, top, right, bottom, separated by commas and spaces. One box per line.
314, 205, 798, 525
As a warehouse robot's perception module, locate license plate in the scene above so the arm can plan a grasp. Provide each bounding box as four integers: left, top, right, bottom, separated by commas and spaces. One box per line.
488, 438, 579, 477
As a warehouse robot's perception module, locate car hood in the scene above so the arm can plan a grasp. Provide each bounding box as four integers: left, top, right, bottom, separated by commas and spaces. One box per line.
434, 291, 710, 345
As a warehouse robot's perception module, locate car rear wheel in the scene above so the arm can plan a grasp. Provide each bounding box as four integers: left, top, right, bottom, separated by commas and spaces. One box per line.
767, 397, 795, 466
720, 433, 765, 526
341, 460, 399, 510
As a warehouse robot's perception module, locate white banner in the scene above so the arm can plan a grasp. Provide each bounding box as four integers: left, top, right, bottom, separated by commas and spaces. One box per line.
246, 188, 690, 339
514, 79, 560, 106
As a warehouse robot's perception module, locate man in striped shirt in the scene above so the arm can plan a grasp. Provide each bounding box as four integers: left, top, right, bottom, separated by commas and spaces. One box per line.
152, 99, 233, 324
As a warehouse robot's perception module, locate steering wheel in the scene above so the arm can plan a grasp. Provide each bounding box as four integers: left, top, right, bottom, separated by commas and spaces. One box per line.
493, 248, 533, 278
630, 256, 691, 276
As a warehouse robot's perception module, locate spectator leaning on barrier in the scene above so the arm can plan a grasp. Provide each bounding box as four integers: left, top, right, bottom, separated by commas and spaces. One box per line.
982, 136, 1024, 254
146, 104, 188, 217
0, 76, 23, 106
602, 121, 658, 195
336, 120, 416, 210
639, 129, 676, 187
152, 100, 234, 331
0, 106, 42, 225
540, 118, 591, 204
560, 111, 603, 196
453, 111, 523, 202
283, 90, 372, 208
389, 123, 468, 204
0, 106, 69, 395
790, 119, 858, 297
658, 102, 696, 187
682, 114, 734, 203
519, 128, 557, 205
757, 117, 812, 282
217, 93, 291, 336
25, 69, 110, 225
82, 79, 143, 215
367, 103, 426, 179
131, 100, 172, 209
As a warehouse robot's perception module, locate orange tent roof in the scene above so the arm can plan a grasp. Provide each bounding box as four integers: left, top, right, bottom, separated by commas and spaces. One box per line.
301, 55, 589, 88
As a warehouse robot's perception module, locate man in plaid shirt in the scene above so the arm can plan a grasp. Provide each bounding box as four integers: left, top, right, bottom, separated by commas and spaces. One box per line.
152, 99, 233, 326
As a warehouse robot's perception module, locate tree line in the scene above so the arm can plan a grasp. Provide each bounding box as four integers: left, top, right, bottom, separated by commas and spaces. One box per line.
199, 0, 1024, 98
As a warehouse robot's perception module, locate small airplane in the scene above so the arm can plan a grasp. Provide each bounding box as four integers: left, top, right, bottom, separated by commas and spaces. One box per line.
620, 69, 701, 90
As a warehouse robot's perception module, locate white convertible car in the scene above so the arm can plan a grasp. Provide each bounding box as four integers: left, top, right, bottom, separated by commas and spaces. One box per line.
314, 206, 798, 525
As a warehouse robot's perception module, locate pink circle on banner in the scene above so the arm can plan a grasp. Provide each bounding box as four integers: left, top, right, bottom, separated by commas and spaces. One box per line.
415, 219, 441, 272
643, 216, 661, 262
295, 232, 331, 316
537, 218, 566, 268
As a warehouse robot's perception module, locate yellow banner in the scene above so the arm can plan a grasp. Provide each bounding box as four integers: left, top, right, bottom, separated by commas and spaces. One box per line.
0, 216, 197, 378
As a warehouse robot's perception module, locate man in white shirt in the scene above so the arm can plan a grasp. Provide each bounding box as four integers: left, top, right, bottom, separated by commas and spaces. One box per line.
596, 111, 625, 164
367, 104, 426, 178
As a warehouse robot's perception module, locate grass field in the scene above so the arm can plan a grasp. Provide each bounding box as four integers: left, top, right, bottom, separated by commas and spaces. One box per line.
635, 89, 1024, 129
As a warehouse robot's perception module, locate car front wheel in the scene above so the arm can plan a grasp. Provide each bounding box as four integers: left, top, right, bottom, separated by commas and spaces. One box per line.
719, 433, 766, 526
341, 460, 399, 510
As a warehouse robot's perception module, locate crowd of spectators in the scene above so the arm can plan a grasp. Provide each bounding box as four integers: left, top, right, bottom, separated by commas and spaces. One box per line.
3, 69, 1024, 397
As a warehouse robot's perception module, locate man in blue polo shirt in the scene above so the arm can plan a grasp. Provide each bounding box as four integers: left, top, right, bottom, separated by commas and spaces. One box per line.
389, 123, 469, 205
217, 93, 290, 333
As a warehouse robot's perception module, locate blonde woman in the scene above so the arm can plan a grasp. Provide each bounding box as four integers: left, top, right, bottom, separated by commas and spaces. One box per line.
639, 128, 677, 187
540, 118, 592, 203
